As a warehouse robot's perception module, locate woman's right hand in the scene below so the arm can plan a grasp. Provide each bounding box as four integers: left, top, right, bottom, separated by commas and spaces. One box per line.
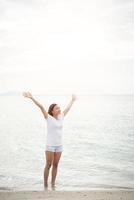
23, 91, 33, 99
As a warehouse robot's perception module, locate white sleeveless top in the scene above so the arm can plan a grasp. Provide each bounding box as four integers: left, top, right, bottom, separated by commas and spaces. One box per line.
45, 112, 64, 146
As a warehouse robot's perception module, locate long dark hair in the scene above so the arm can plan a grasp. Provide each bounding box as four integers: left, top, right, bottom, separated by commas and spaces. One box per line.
48, 103, 57, 116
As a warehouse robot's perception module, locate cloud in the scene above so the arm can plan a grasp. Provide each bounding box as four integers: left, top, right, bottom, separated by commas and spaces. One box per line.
0, 0, 134, 94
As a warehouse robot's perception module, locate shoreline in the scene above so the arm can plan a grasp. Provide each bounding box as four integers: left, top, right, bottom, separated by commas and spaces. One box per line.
0, 189, 134, 200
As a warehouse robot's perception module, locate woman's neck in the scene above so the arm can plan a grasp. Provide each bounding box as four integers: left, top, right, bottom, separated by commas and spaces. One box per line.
53, 114, 59, 119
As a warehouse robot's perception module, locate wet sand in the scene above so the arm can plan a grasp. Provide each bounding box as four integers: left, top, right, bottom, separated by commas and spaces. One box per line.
0, 190, 134, 200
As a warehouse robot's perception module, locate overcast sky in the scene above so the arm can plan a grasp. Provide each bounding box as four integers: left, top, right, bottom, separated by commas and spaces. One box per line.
0, 0, 134, 95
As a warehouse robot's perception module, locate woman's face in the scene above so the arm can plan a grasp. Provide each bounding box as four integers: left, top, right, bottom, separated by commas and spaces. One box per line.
52, 104, 61, 116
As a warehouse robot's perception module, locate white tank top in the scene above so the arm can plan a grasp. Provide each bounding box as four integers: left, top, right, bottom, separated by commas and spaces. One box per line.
45, 112, 64, 146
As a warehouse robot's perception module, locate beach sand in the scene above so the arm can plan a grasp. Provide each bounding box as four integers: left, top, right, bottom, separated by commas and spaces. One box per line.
0, 190, 134, 200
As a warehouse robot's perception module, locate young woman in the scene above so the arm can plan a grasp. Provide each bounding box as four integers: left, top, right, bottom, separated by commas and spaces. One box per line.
23, 92, 77, 189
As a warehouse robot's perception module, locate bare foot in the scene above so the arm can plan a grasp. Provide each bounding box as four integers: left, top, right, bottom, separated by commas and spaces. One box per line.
44, 183, 48, 191
51, 182, 56, 191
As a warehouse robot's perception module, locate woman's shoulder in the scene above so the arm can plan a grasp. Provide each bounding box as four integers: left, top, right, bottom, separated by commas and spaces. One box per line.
58, 112, 64, 120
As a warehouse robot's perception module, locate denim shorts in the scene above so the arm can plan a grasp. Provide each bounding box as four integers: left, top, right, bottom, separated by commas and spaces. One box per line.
45, 145, 63, 152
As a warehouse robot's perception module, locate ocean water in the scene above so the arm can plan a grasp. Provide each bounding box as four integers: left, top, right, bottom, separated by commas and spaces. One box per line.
0, 94, 134, 191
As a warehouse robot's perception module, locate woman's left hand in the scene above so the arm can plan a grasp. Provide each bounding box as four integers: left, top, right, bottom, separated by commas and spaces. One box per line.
72, 94, 77, 102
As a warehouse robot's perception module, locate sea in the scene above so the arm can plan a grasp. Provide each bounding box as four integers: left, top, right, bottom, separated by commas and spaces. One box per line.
0, 94, 134, 191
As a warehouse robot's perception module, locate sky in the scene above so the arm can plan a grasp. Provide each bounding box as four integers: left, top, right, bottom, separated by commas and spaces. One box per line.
0, 0, 134, 95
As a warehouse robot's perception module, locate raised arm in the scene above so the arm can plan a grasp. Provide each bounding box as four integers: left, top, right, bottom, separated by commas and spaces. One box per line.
63, 94, 77, 116
23, 92, 48, 119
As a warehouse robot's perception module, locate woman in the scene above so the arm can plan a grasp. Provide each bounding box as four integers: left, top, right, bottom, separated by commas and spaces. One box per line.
23, 92, 77, 189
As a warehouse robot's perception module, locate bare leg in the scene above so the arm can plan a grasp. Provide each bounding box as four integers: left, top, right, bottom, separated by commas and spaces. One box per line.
44, 151, 54, 189
51, 152, 62, 187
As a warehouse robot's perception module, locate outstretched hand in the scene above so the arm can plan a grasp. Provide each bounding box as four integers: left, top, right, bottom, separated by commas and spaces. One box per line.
23, 91, 33, 99
72, 94, 77, 101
